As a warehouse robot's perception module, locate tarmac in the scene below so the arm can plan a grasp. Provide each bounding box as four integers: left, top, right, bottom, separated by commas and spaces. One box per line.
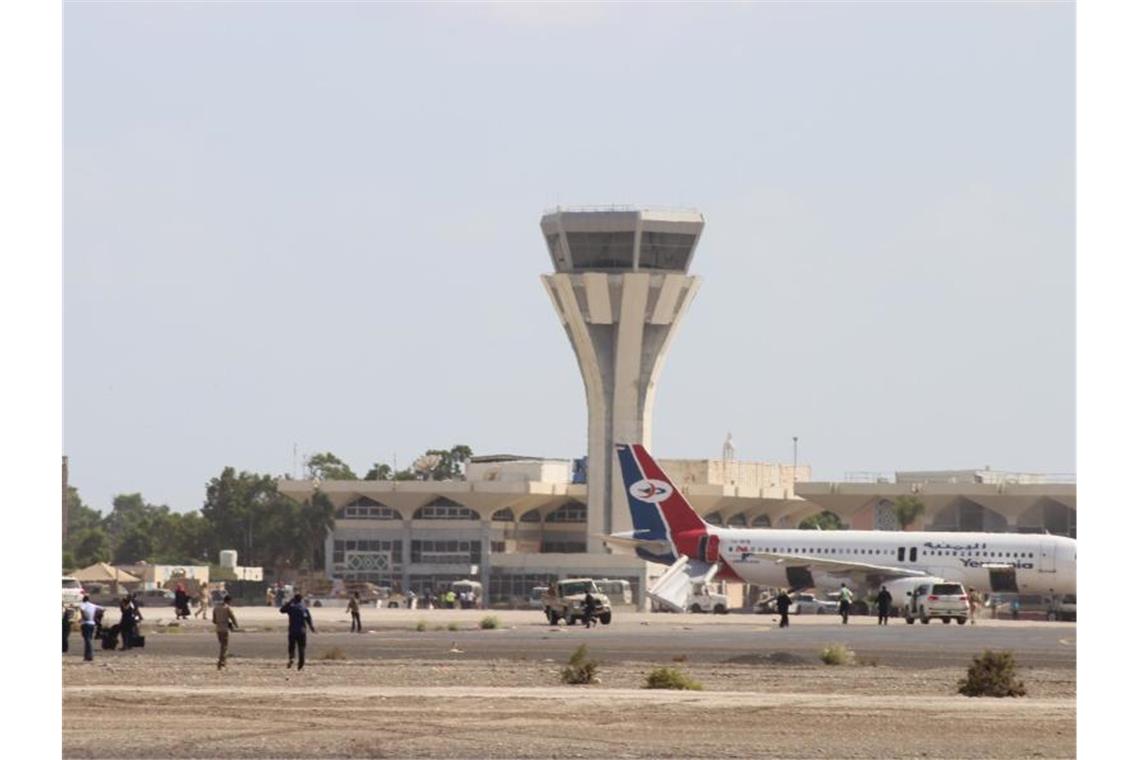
66, 606, 1077, 669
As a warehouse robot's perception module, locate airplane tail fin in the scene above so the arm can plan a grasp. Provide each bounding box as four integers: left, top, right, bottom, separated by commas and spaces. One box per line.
614, 443, 708, 563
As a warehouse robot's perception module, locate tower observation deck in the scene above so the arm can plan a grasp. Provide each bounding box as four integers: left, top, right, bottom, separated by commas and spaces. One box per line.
540, 207, 704, 551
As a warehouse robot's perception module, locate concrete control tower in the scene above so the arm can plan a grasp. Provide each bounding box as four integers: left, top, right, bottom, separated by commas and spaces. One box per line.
540, 208, 704, 551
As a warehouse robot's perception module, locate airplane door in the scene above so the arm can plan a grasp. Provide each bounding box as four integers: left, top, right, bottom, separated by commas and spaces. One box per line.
703, 535, 720, 564
1039, 540, 1056, 573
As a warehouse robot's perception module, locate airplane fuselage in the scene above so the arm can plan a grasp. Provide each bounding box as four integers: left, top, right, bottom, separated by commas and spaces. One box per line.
709, 527, 1076, 597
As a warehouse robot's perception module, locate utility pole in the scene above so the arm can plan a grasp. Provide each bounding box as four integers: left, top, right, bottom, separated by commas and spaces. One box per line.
792, 436, 799, 488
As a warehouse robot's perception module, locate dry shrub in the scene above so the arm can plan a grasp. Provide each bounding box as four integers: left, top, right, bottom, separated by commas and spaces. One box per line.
820, 643, 855, 666
958, 650, 1026, 697
318, 647, 347, 661
644, 666, 703, 690
479, 615, 501, 630
560, 644, 599, 685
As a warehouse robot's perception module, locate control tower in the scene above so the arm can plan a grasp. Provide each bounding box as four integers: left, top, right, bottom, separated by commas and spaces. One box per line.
540, 208, 704, 552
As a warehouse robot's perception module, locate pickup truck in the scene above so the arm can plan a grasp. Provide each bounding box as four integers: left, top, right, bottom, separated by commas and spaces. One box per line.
542, 579, 612, 626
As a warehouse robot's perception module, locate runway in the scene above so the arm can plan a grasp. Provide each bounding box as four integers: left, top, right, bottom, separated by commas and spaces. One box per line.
68, 607, 1076, 669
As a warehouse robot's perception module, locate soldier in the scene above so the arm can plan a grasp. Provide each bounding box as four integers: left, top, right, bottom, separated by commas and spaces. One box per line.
347, 592, 362, 633
212, 594, 238, 670
776, 589, 791, 628
280, 593, 317, 670
583, 592, 598, 629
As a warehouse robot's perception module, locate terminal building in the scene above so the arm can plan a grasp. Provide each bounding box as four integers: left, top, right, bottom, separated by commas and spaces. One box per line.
276, 208, 1075, 608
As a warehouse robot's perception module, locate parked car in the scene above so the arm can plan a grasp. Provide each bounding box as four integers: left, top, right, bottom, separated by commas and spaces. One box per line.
62, 576, 85, 607
753, 596, 799, 615
132, 588, 176, 607
791, 592, 839, 615
1055, 594, 1076, 622
905, 581, 968, 625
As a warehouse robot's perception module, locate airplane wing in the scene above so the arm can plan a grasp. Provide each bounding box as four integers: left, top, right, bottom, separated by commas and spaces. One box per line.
600, 532, 674, 557
741, 551, 931, 580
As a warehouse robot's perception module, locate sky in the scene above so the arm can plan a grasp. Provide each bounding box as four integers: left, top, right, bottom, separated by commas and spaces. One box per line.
63, 1, 1075, 514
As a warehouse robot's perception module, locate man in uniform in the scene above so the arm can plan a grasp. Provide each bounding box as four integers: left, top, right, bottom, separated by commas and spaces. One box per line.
346, 591, 362, 633
280, 593, 317, 670
776, 589, 792, 628
212, 594, 239, 670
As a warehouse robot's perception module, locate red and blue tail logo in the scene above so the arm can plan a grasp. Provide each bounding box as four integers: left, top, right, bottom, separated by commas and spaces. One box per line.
616, 443, 709, 563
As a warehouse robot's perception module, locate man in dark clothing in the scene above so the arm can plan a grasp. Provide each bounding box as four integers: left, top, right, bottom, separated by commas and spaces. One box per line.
876, 586, 893, 625
776, 589, 792, 628
347, 592, 362, 633
583, 592, 597, 629
280, 593, 317, 670
118, 598, 138, 650
63, 605, 73, 653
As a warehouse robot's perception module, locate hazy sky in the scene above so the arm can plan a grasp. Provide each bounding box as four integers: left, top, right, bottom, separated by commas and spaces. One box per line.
64, 1, 1074, 513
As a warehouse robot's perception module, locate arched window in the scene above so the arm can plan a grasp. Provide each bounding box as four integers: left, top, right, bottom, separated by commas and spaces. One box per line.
546, 501, 587, 523
491, 508, 514, 522
413, 497, 477, 520
726, 513, 747, 527
340, 497, 402, 520
751, 515, 771, 528
705, 512, 724, 526
520, 509, 542, 523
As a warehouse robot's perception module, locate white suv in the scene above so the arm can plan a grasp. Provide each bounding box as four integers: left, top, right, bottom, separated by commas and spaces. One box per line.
62, 576, 85, 607
905, 581, 968, 625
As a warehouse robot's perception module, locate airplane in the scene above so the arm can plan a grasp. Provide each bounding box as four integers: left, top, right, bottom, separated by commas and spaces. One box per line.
607, 443, 1076, 608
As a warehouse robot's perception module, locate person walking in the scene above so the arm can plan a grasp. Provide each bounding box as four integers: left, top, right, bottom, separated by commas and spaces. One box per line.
406, 589, 417, 610
967, 587, 980, 625
838, 583, 853, 624
875, 586, 893, 625
194, 583, 210, 620
347, 592, 362, 633
212, 594, 239, 670
776, 589, 791, 628
583, 592, 597, 629
77, 595, 103, 662
266, 586, 275, 606
280, 593, 316, 670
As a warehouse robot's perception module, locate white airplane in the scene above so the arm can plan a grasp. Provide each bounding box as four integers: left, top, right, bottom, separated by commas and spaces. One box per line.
608, 443, 1076, 605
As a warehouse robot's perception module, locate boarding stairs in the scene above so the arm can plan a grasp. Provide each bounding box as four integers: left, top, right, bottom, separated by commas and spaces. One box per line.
648, 555, 718, 613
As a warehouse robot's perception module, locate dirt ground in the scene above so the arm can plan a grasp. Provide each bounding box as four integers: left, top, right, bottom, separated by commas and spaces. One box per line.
63, 655, 1074, 759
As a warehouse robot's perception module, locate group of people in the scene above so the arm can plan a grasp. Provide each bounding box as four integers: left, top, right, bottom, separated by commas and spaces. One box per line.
771, 583, 898, 628
174, 583, 211, 620
63, 594, 146, 659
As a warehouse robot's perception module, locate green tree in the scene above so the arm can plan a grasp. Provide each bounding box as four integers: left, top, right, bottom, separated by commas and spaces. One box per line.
363, 463, 393, 481
299, 491, 336, 571
415, 445, 473, 480
893, 495, 927, 531
63, 487, 109, 568
799, 511, 845, 530
70, 527, 110, 568
305, 452, 358, 481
